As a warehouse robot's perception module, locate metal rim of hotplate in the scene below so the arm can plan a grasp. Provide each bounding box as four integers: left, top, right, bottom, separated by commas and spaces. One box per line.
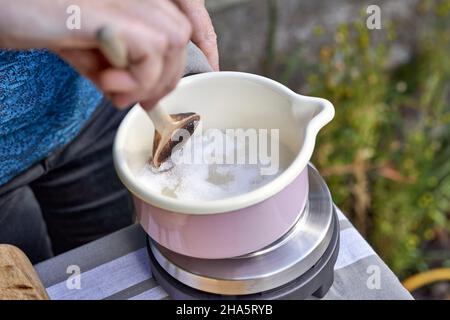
146, 211, 339, 299
148, 164, 335, 295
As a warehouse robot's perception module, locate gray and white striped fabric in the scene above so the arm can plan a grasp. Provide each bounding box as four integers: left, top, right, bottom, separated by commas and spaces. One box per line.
34, 207, 413, 300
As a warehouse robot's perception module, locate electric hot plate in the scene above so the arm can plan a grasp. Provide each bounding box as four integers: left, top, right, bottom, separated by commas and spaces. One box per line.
146, 165, 339, 299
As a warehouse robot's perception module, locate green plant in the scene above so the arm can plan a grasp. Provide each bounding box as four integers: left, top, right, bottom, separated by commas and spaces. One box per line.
276, 0, 450, 277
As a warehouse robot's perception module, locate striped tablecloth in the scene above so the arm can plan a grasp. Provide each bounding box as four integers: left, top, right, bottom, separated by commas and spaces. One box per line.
35, 207, 413, 300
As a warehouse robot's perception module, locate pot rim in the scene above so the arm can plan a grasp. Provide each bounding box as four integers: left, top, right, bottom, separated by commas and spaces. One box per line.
113, 72, 334, 214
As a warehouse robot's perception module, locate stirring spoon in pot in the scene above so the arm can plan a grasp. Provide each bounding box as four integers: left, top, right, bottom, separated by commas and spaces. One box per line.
96, 26, 200, 168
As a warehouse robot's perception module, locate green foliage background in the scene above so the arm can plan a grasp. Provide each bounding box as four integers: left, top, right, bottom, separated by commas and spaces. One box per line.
274, 0, 450, 277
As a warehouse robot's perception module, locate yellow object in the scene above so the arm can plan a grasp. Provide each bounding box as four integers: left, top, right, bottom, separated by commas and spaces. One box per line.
402, 268, 450, 292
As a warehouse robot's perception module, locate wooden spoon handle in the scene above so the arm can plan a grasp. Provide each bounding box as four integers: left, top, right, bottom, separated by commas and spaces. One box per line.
96, 26, 128, 68
148, 105, 176, 133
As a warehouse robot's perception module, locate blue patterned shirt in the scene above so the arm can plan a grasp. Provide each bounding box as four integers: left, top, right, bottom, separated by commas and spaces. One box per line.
0, 50, 102, 185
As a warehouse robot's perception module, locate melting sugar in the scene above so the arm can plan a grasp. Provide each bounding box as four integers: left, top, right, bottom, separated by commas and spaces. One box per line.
137, 130, 291, 201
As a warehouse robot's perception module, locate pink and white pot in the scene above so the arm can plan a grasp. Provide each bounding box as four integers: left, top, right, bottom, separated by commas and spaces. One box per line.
113, 72, 334, 259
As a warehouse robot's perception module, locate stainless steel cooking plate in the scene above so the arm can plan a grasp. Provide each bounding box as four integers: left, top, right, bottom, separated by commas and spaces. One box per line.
149, 164, 335, 295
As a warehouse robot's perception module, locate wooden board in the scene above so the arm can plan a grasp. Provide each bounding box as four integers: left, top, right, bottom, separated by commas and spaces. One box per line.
0, 244, 49, 300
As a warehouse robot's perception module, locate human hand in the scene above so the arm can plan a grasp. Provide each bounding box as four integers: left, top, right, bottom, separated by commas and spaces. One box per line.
0, 0, 193, 110
59, 0, 194, 109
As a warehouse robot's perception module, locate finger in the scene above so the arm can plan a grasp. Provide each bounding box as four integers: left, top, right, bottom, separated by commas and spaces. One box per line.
55, 48, 109, 74
56, 48, 140, 95
109, 55, 165, 109
95, 68, 140, 93
150, 0, 192, 47
124, 0, 192, 49
123, 22, 166, 92
175, 0, 219, 70
109, 93, 137, 109
141, 47, 186, 111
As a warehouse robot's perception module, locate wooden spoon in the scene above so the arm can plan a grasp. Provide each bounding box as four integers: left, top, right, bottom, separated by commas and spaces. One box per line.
97, 26, 200, 167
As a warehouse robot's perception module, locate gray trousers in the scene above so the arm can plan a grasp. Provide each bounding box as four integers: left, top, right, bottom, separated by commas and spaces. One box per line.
0, 99, 134, 264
